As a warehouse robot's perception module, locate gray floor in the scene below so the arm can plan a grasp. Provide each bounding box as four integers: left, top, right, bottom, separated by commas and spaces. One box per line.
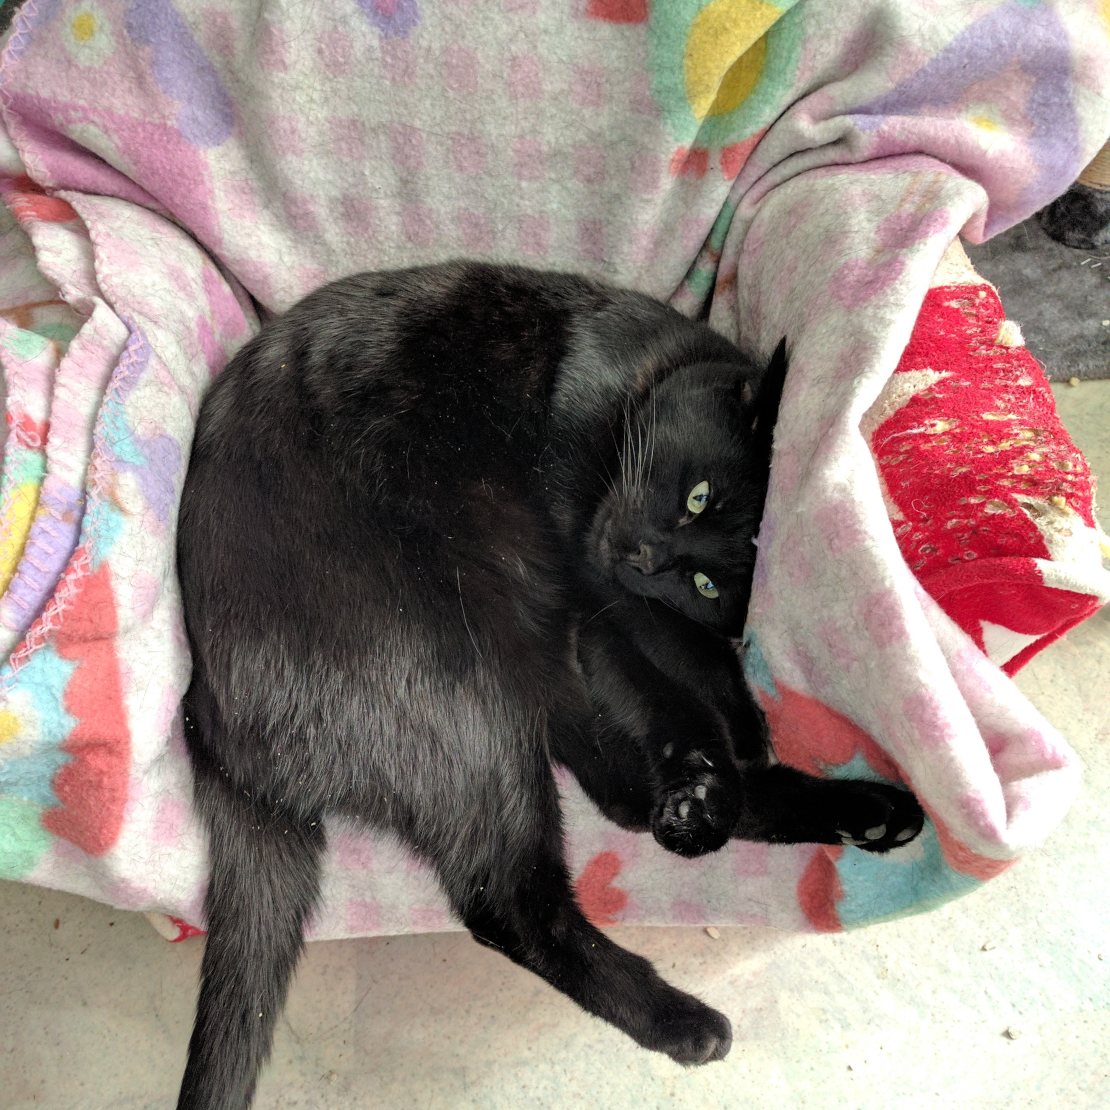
2, 383, 1109, 1107
965, 219, 1110, 381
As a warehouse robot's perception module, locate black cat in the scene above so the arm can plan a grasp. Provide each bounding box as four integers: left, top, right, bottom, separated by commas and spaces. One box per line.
174, 261, 922, 1108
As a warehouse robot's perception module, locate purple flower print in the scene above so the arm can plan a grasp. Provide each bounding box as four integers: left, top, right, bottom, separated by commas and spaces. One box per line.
355, 0, 420, 39
124, 0, 234, 148
858, 1, 1080, 217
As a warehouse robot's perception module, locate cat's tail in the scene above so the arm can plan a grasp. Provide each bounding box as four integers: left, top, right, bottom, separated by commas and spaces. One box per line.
177, 742, 326, 1110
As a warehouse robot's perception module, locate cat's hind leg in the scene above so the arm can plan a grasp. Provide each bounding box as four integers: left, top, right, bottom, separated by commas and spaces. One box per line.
385, 683, 732, 1066
176, 742, 327, 1110
438, 773, 733, 1065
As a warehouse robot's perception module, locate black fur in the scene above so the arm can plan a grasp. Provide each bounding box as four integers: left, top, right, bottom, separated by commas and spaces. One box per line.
175, 261, 922, 1108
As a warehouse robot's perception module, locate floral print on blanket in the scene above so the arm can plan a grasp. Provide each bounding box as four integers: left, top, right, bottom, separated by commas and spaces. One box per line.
0, 0, 1106, 935
647, 0, 804, 150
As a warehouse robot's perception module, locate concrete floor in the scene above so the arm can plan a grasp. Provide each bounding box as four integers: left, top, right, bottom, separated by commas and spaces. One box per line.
2, 399, 1108, 1109
965, 220, 1110, 382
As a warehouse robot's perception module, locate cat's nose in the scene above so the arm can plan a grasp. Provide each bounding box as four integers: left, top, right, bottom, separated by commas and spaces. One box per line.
624, 542, 662, 575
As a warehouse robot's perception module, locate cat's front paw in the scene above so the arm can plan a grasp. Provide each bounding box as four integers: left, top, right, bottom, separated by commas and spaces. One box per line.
825, 781, 924, 854
652, 752, 739, 858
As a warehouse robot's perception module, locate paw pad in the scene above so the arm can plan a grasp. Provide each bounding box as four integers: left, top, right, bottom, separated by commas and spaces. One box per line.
829, 783, 924, 853
651, 766, 740, 859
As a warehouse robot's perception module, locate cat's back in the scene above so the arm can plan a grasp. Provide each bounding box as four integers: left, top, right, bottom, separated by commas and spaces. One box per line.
181, 261, 755, 593
192, 262, 613, 484
178, 263, 623, 657
178, 263, 643, 786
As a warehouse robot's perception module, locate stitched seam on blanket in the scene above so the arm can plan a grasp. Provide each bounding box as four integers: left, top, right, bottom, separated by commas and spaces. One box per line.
0, 318, 145, 690
0, 196, 125, 672
0, 0, 51, 191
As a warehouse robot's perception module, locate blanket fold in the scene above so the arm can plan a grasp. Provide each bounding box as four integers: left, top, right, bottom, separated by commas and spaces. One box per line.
0, 0, 1107, 938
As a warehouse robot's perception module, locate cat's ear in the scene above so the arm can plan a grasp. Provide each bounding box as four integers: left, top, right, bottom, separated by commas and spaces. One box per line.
747, 337, 788, 469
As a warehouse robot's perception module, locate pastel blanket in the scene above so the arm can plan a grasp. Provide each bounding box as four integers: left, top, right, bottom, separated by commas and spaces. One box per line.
0, 0, 1108, 940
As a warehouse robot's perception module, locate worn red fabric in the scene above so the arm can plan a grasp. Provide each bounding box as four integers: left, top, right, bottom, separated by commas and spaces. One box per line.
874, 285, 1102, 674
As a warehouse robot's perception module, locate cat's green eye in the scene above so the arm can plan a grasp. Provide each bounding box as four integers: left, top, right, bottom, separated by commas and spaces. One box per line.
693, 572, 719, 599
687, 480, 710, 515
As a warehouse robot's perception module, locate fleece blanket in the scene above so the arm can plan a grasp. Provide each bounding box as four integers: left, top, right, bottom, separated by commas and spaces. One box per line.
0, 0, 1109, 940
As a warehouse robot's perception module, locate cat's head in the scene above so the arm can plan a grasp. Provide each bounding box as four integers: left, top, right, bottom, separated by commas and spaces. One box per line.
583, 341, 786, 637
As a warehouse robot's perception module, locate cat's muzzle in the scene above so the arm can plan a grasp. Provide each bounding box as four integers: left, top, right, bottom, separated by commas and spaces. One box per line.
623, 541, 669, 576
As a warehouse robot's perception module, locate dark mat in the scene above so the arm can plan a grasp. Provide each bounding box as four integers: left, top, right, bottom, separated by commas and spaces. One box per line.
0, 0, 20, 38
964, 218, 1110, 382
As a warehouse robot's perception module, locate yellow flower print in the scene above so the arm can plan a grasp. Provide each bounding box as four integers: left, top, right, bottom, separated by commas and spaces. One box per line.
0, 480, 41, 595
64, 4, 115, 67
647, 0, 804, 148
685, 0, 783, 122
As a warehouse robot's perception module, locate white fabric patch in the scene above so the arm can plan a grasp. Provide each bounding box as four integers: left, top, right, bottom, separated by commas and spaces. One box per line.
979, 620, 1041, 665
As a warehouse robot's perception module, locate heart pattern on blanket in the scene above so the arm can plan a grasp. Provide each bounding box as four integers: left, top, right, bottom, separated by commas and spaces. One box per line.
0, 0, 1105, 941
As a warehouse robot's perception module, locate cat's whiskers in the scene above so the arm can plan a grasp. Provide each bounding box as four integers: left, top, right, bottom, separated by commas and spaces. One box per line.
634, 422, 644, 495
620, 400, 657, 508
638, 417, 648, 492
580, 598, 623, 626
619, 399, 652, 506
618, 403, 639, 501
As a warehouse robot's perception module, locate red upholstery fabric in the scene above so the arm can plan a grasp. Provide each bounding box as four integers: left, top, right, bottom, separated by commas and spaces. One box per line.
875, 285, 1104, 673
